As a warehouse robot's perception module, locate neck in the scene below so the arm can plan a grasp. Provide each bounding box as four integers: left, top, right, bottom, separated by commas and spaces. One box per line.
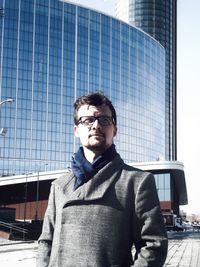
83, 147, 107, 163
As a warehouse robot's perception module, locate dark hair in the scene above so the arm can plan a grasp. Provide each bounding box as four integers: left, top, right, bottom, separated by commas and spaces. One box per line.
74, 91, 117, 125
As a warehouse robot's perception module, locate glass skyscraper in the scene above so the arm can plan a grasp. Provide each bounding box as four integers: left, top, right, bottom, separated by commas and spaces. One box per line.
0, 1, 188, 223
0, 0, 165, 176
116, 0, 177, 161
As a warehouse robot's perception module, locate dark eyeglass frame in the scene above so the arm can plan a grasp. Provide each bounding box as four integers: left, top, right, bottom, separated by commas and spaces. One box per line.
77, 116, 114, 127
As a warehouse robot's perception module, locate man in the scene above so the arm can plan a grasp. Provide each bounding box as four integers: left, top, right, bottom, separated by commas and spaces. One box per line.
38, 91, 168, 267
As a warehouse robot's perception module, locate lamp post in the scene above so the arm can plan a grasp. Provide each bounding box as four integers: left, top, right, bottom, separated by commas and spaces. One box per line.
0, 98, 14, 176
35, 169, 40, 221
0, 98, 15, 106
0, 98, 14, 136
24, 173, 28, 224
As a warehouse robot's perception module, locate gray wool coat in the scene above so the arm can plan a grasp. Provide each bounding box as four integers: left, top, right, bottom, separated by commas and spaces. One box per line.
37, 155, 168, 267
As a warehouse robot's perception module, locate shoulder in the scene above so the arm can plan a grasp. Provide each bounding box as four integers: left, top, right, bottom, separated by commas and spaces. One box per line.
51, 170, 74, 189
122, 162, 152, 179
111, 154, 154, 184
120, 162, 156, 190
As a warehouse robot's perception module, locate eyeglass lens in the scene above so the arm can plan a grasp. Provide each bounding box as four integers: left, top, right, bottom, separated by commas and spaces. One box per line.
78, 116, 112, 126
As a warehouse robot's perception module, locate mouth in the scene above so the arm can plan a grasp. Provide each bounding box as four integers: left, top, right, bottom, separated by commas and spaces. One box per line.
89, 132, 105, 138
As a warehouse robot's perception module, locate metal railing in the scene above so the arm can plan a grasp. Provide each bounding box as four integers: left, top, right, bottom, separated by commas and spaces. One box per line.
0, 220, 28, 240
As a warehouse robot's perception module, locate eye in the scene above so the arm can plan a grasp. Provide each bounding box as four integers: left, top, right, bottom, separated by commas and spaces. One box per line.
85, 118, 94, 123
99, 116, 112, 125
82, 117, 95, 124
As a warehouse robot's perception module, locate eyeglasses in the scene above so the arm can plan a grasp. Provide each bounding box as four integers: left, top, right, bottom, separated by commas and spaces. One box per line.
77, 116, 114, 127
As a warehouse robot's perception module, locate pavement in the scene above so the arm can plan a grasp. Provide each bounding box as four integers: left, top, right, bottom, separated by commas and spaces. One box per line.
0, 239, 38, 267
0, 230, 200, 266
165, 231, 200, 266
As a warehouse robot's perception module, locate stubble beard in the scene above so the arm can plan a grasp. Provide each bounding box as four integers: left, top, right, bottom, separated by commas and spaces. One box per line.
85, 135, 108, 152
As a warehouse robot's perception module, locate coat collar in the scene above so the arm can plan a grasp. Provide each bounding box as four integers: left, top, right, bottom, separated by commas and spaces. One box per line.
53, 155, 124, 205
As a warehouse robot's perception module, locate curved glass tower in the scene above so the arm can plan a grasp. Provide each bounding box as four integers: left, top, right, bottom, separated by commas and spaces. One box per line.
0, 0, 165, 176
116, 0, 177, 161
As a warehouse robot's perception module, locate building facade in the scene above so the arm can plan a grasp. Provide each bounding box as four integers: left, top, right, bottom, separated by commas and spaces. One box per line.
116, 0, 177, 161
0, 1, 187, 225
0, 0, 165, 177
0, 161, 188, 222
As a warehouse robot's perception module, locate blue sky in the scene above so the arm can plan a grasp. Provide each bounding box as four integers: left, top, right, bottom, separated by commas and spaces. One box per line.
69, 0, 200, 214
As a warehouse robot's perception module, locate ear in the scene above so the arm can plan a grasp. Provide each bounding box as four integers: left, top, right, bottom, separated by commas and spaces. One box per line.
74, 125, 80, 137
113, 126, 117, 137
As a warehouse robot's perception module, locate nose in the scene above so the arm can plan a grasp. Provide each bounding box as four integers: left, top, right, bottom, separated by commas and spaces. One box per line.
91, 118, 101, 129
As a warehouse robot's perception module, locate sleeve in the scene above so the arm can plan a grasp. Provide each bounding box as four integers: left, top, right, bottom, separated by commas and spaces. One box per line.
133, 173, 168, 267
37, 184, 56, 267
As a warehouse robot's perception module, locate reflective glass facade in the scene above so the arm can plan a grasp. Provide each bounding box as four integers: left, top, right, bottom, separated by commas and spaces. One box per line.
0, 0, 165, 176
154, 173, 171, 201
123, 0, 177, 161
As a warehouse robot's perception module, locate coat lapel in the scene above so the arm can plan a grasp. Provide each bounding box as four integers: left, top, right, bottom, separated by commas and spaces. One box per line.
54, 155, 124, 206
83, 155, 124, 200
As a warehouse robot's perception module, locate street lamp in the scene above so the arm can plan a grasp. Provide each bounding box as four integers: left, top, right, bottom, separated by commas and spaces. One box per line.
0, 98, 15, 106
35, 170, 40, 221
0, 98, 14, 136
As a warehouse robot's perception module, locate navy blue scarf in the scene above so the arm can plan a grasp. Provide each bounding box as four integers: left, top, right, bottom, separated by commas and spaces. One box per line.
72, 144, 117, 190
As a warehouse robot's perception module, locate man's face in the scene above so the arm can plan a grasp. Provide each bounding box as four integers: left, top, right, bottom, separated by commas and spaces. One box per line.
74, 104, 117, 153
